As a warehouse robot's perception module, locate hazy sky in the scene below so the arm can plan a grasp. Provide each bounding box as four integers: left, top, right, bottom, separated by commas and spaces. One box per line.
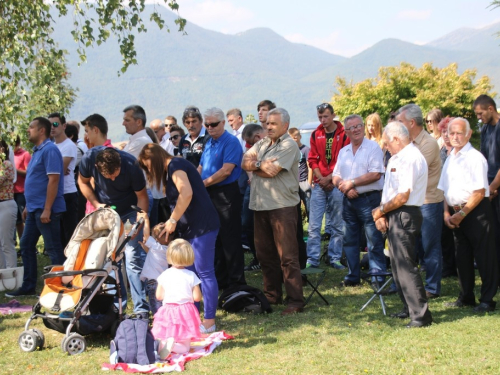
176, 0, 500, 56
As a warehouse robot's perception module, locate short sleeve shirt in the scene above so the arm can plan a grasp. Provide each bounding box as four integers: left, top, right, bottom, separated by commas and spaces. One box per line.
24, 139, 66, 213
381, 143, 427, 206
298, 145, 310, 182
14, 148, 31, 193
157, 267, 201, 305
249, 133, 300, 211
55, 138, 78, 194
200, 131, 243, 186
333, 138, 385, 193
79, 146, 146, 216
438, 142, 489, 206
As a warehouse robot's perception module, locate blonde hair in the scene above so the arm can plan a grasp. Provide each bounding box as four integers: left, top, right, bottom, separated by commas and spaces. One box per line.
365, 113, 384, 148
288, 127, 300, 136
167, 239, 195, 267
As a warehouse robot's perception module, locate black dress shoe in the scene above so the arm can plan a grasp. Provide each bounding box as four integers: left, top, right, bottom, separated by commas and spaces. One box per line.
406, 320, 432, 328
340, 280, 360, 287
445, 299, 476, 308
390, 310, 409, 319
473, 302, 495, 313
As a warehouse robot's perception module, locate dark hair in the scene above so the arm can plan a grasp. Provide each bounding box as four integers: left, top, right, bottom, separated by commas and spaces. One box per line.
317, 103, 334, 115
15, 135, 21, 147
474, 94, 497, 110
48, 112, 66, 125
0, 139, 10, 161
33, 117, 52, 138
81, 113, 108, 136
242, 123, 263, 143
169, 124, 185, 137
95, 148, 121, 176
182, 106, 203, 124
257, 100, 276, 111
123, 105, 147, 127
137, 143, 171, 192
65, 124, 79, 143
145, 127, 159, 144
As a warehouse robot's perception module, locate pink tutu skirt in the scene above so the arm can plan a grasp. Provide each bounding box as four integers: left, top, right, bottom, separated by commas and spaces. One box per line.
152, 303, 202, 341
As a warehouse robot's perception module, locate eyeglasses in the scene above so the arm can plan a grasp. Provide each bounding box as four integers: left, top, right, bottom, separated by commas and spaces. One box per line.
52, 122, 60, 127
169, 134, 180, 141
345, 123, 364, 131
205, 121, 221, 128
317, 103, 333, 111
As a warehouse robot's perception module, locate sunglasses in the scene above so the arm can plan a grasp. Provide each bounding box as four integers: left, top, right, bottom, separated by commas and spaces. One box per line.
184, 107, 201, 114
52, 122, 60, 127
426, 120, 433, 124
165, 123, 174, 127
205, 121, 221, 128
317, 103, 333, 111
169, 134, 180, 141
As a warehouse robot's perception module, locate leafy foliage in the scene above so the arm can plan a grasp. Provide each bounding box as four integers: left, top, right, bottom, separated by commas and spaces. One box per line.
331, 62, 495, 124
0, 1, 185, 140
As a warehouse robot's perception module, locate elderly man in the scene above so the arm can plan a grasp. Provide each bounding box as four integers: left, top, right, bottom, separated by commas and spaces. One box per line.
199, 107, 246, 289
242, 108, 304, 315
122, 105, 151, 159
307, 103, 349, 269
178, 106, 210, 167
150, 119, 174, 154
79, 145, 149, 315
397, 104, 443, 299
438, 118, 498, 312
372, 121, 432, 328
474, 94, 500, 286
332, 115, 386, 287
6, 117, 66, 297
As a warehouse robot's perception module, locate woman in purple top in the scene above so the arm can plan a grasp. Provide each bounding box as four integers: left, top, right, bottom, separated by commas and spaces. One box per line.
138, 143, 220, 334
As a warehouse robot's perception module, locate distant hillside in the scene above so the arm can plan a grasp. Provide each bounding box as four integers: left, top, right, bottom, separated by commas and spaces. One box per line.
51, 6, 500, 141
426, 21, 500, 52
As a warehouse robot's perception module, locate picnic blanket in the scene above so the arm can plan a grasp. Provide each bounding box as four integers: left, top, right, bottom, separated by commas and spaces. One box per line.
102, 331, 233, 373
0, 299, 32, 315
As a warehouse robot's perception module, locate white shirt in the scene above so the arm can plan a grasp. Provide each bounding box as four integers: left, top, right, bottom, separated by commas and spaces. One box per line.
55, 138, 77, 194
9, 148, 16, 183
77, 139, 88, 153
233, 124, 246, 151
159, 133, 175, 155
381, 143, 427, 206
437, 142, 489, 206
140, 237, 169, 281
333, 138, 385, 194
123, 129, 152, 159
157, 267, 201, 305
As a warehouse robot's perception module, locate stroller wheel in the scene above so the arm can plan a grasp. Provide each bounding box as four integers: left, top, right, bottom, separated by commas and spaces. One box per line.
63, 333, 86, 355
18, 330, 40, 352
31, 329, 45, 349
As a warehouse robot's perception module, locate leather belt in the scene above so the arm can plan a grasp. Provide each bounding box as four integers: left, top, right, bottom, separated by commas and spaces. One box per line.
357, 190, 381, 199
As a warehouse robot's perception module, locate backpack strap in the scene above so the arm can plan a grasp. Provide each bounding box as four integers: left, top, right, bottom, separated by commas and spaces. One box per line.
135, 318, 152, 365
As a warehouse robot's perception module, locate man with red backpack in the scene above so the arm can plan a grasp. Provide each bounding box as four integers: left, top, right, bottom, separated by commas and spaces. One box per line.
307, 103, 350, 269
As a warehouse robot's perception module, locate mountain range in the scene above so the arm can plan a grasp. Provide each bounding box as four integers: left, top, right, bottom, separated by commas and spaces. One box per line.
50, 6, 500, 141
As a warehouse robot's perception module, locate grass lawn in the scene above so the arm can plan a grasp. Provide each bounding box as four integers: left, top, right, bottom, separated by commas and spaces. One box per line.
1, 248, 500, 375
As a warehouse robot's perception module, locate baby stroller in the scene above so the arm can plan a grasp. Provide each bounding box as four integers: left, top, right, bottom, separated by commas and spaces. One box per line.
18, 207, 143, 355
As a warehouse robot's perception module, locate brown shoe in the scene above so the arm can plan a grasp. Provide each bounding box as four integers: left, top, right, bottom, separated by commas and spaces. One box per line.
280, 306, 304, 316
426, 291, 440, 299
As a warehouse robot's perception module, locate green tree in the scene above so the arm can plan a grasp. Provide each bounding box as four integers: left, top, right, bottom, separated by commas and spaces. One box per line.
331, 62, 495, 124
1, 1, 185, 137
245, 114, 258, 124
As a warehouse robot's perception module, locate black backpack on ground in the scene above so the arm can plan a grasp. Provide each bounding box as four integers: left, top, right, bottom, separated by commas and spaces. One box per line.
218, 284, 272, 314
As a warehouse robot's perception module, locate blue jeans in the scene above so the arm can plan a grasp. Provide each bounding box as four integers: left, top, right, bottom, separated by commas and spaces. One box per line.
120, 210, 149, 313
20, 209, 65, 291
146, 279, 161, 315
342, 192, 386, 283
306, 185, 344, 266
415, 202, 443, 295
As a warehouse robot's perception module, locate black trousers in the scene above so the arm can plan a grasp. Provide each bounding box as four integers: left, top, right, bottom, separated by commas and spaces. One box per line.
451, 198, 498, 306
207, 181, 246, 289
387, 206, 432, 323
489, 194, 500, 287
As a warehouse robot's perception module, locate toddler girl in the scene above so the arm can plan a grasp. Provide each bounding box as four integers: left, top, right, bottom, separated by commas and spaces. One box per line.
152, 239, 202, 359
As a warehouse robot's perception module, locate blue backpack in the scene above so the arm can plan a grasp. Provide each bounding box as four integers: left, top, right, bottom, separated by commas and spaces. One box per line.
110, 316, 157, 365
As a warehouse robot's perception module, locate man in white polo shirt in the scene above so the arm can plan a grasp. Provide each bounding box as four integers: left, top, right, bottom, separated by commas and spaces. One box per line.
438, 117, 498, 313
372, 121, 432, 328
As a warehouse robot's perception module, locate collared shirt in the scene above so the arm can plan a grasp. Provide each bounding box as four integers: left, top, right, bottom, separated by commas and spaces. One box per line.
333, 138, 385, 194
159, 133, 175, 155
200, 131, 243, 187
437, 142, 489, 206
25, 138, 65, 213
233, 124, 246, 151
480, 118, 500, 184
412, 129, 443, 204
381, 143, 427, 206
178, 128, 209, 167
55, 137, 78, 194
123, 129, 152, 159
249, 133, 300, 211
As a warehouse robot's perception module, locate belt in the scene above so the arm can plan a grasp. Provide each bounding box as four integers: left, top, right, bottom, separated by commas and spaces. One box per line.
452, 203, 466, 213
357, 190, 381, 199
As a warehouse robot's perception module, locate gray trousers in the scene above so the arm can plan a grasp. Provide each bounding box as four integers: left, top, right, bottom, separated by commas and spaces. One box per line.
387, 206, 432, 323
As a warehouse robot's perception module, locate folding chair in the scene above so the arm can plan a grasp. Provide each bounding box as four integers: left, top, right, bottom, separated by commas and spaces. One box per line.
359, 271, 394, 315
301, 268, 329, 306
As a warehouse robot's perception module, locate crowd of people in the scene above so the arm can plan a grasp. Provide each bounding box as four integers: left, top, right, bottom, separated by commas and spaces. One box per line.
1, 94, 499, 332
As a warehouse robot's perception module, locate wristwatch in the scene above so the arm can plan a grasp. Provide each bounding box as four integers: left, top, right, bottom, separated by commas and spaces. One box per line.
380, 204, 386, 214
458, 210, 466, 217
255, 160, 261, 169
168, 218, 177, 224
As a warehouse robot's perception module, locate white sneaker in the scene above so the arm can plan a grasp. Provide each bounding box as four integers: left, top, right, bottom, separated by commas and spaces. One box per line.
157, 337, 175, 360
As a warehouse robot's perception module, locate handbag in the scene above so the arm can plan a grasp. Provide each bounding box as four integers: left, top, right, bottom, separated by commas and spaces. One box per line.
0, 267, 24, 292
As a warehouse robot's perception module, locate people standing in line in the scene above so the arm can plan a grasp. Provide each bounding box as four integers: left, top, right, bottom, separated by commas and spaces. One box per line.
438, 117, 498, 312
372, 121, 432, 328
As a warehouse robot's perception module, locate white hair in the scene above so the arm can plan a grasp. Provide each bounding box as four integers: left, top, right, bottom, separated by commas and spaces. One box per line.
448, 117, 471, 134
384, 121, 410, 142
